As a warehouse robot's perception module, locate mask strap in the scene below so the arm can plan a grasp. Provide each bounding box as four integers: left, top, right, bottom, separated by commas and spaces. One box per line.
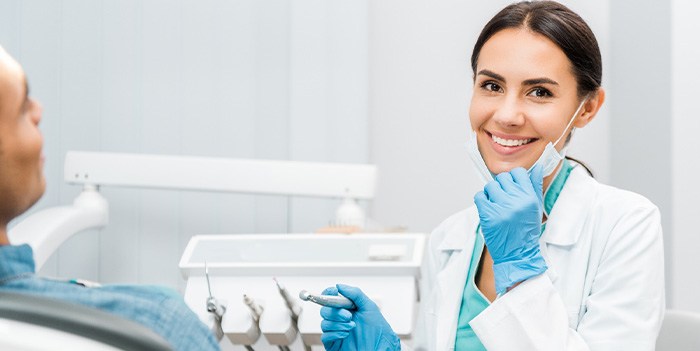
553, 98, 587, 146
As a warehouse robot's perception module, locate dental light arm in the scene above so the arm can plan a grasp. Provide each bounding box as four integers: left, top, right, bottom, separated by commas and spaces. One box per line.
9, 151, 377, 271
63, 151, 376, 199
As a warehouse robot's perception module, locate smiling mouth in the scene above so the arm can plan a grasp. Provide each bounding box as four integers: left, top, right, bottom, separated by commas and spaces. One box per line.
489, 132, 537, 147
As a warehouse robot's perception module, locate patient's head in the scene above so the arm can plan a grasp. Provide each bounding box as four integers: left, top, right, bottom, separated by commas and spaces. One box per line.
0, 46, 45, 237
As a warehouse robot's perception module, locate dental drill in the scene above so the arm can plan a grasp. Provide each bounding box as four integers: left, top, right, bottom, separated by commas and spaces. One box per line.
244, 294, 264, 324
273, 277, 302, 322
273, 278, 308, 351
205, 261, 226, 341
298, 290, 356, 309
241, 294, 264, 351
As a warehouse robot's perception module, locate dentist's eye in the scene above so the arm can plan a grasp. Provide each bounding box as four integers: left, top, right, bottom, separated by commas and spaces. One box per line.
481, 81, 503, 93
528, 87, 552, 98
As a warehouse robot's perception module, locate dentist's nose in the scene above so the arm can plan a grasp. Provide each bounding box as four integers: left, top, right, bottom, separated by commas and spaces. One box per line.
491, 97, 525, 128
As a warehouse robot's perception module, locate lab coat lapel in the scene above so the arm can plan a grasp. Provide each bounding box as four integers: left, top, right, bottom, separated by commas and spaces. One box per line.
540, 166, 597, 283
435, 208, 477, 350
542, 166, 597, 246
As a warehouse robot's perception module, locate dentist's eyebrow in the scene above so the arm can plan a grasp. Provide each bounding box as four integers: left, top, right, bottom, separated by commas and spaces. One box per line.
523, 77, 559, 86
477, 69, 506, 82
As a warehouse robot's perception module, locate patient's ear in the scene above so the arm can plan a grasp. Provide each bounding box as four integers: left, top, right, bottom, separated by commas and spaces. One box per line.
574, 88, 605, 128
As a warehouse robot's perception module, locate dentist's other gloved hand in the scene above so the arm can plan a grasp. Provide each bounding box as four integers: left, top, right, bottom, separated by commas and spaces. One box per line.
473, 164, 548, 295
320, 284, 400, 351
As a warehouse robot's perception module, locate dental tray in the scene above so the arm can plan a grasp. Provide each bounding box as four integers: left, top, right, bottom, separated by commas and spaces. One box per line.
179, 233, 425, 278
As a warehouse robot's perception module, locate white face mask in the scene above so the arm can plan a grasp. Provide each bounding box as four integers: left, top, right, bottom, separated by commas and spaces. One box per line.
467, 99, 587, 184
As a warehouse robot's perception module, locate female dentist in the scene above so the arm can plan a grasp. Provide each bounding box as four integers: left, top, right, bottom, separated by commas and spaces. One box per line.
319, 1, 665, 350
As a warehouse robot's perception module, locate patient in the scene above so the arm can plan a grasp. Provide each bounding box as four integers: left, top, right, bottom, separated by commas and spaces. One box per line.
0, 46, 219, 350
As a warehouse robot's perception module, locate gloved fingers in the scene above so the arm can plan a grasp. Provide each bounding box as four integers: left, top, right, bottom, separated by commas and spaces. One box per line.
336, 284, 377, 310
483, 180, 507, 203
474, 191, 493, 214
321, 319, 356, 332
495, 171, 518, 194
509, 167, 532, 189
320, 306, 353, 322
321, 331, 350, 345
322, 286, 339, 296
528, 163, 545, 204
509, 165, 541, 209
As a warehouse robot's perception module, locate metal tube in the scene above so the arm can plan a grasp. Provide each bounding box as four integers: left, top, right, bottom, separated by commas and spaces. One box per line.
243, 294, 264, 323
299, 290, 355, 309
273, 277, 302, 321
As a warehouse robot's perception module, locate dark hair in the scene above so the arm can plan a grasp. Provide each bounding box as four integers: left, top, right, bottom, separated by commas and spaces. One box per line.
471, 1, 602, 98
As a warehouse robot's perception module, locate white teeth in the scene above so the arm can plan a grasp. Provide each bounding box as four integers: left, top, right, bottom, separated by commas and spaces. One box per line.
491, 134, 533, 147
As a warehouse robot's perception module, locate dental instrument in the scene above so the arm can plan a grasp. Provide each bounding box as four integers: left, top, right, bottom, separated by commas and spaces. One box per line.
273, 277, 302, 322
273, 278, 312, 351
319, 284, 400, 351
241, 295, 263, 351
179, 234, 426, 347
243, 294, 264, 323
205, 261, 226, 341
299, 290, 356, 309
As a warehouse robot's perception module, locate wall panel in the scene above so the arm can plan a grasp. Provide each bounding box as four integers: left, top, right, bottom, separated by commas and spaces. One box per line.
671, 0, 700, 312
2, 0, 369, 290
17, 0, 63, 277
56, 0, 103, 281
99, 0, 142, 284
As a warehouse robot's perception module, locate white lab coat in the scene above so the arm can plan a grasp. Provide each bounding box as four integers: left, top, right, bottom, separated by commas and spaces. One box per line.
411, 165, 665, 351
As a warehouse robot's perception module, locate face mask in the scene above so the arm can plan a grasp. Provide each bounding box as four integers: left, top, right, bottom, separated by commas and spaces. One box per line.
467, 99, 587, 184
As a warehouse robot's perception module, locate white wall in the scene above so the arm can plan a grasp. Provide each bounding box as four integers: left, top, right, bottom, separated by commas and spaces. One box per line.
608, 0, 674, 307
1, 0, 368, 290
3, 0, 694, 314
671, 0, 700, 312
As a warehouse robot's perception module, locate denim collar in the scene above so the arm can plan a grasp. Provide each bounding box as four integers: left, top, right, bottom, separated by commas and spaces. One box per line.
0, 244, 36, 283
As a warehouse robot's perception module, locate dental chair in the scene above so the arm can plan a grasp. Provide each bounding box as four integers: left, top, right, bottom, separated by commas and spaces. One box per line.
0, 291, 172, 351
656, 309, 700, 351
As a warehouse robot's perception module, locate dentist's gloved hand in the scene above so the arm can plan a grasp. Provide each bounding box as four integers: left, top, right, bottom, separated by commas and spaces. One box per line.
320, 284, 400, 351
473, 165, 548, 295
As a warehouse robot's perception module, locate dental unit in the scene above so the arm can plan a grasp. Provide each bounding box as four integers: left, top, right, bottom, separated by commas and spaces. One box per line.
9, 151, 425, 350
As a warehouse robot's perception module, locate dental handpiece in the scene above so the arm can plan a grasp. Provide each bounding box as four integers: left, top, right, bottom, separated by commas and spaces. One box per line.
204, 261, 226, 341
243, 294, 264, 323
241, 295, 262, 351
298, 290, 356, 309
273, 277, 302, 321
207, 296, 226, 319
205, 262, 226, 318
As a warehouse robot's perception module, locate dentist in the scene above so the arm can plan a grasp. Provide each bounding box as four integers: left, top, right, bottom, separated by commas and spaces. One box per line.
319, 1, 665, 350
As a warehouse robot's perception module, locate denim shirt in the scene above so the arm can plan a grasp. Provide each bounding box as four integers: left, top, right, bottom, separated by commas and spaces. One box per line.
0, 244, 220, 351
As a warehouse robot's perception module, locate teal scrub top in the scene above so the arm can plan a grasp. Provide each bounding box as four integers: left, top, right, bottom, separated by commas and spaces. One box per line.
454, 160, 574, 350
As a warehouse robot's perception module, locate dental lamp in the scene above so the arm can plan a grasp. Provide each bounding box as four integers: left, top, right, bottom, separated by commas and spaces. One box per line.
9, 151, 377, 270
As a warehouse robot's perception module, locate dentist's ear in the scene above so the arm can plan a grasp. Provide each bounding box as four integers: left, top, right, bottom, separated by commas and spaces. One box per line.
574, 88, 606, 128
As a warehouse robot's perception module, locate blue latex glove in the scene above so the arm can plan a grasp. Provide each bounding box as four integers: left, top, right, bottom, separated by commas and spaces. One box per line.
473, 165, 548, 295
319, 284, 400, 351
